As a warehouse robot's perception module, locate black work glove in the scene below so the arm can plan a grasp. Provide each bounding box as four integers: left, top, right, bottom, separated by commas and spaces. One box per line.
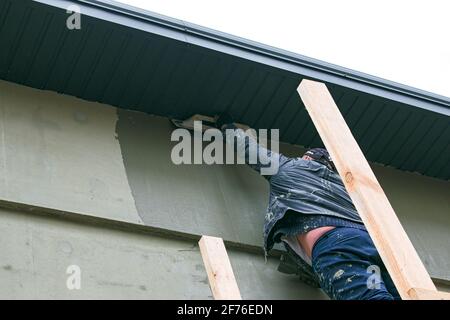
215, 112, 234, 130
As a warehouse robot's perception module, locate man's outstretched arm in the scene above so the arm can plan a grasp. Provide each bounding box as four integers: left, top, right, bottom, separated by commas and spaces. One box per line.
217, 114, 289, 177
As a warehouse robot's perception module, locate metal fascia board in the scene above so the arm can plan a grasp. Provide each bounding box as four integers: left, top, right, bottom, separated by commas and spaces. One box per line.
32, 0, 450, 116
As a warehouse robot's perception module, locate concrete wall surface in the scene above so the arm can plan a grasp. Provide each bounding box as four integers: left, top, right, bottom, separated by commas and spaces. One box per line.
0, 80, 448, 298
0, 206, 328, 299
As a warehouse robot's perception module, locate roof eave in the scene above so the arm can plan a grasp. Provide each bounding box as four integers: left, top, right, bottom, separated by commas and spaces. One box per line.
34, 0, 450, 116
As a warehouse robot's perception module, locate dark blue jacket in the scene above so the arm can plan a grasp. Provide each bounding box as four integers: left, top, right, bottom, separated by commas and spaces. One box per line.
223, 125, 363, 253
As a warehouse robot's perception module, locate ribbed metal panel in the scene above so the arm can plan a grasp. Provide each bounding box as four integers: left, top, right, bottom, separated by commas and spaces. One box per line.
0, 0, 448, 180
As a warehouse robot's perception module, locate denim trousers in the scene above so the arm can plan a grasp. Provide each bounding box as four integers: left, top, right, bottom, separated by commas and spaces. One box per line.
311, 227, 401, 300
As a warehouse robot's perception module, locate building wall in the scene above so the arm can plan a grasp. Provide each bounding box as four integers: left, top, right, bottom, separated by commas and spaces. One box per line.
0, 206, 328, 299
0, 80, 448, 299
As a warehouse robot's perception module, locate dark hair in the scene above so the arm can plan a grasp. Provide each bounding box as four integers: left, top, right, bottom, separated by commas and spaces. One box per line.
304, 148, 336, 172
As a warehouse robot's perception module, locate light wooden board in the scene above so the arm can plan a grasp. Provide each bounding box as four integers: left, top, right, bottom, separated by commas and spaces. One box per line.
198, 235, 242, 300
408, 288, 450, 300
297, 79, 436, 300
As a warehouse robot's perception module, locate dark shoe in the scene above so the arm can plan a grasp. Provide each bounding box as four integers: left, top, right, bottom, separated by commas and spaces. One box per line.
277, 244, 321, 288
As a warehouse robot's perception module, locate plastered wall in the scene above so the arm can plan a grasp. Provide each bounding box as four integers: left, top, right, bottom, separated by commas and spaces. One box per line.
0, 80, 448, 298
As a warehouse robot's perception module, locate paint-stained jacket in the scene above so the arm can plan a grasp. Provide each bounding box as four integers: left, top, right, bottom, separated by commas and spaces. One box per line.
223, 125, 363, 253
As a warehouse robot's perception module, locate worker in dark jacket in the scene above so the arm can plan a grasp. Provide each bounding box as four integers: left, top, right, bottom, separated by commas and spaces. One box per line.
216, 114, 400, 300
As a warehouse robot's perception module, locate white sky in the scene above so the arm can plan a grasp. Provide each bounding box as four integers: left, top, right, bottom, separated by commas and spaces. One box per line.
117, 0, 450, 98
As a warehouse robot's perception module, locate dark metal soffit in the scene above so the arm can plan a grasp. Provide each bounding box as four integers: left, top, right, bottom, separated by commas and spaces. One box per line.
35, 0, 450, 116
1, 0, 448, 180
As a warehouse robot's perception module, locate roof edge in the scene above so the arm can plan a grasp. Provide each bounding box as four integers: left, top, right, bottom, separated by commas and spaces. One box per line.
34, 0, 450, 115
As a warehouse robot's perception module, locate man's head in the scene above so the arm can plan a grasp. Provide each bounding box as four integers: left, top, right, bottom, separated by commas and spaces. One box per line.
302, 148, 336, 172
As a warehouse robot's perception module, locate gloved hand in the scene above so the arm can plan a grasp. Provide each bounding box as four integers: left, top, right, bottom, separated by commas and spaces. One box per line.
215, 112, 234, 130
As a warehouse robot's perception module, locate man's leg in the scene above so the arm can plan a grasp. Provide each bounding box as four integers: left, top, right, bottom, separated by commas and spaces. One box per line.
311, 227, 400, 300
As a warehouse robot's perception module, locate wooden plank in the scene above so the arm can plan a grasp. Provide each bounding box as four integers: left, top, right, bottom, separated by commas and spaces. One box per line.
408, 288, 450, 300
198, 235, 242, 300
297, 79, 436, 300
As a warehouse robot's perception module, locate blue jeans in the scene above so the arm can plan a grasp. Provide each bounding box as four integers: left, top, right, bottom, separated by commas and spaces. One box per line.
311, 227, 401, 300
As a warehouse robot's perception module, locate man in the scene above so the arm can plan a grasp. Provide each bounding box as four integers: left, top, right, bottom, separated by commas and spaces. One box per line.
216, 114, 400, 300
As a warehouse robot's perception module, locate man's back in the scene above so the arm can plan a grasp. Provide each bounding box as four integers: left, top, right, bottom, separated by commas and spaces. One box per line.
265, 156, 362, 242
